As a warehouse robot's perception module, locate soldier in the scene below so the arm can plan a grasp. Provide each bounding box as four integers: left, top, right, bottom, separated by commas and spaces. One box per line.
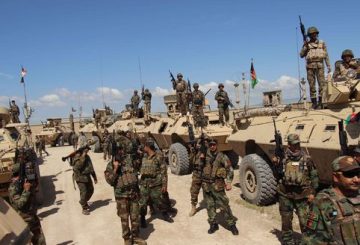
272, 133, 318, 245
215, 83, 231, 126
104, 144, 147, 245
8, 149, 46, 245
39, 136, 49, 157
142, 88, 152, 120
71, 131, 78, 150
302, 156, 360, 244
77, 132, 87, 148
173, 73, 188, 115
333, 49, 360, 80
191, 83, 206, 128
102, 129, 112, 160
72, 146, 98, 215
9, 100, 20, 123
35, 136, 40, 155
300, 26, 331, 109
139, 139, 173, 228
131, 90, 141, 117
94, 109, 101, 129
201, 139, 238, 235
189, 139, 204, 217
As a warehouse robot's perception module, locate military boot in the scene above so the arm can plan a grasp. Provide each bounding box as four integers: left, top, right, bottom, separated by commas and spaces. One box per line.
162, 212, 174, 223
311, 98, 317, 109
124, 239, 132, 245
140, 215, 147, 228
317, 96, 323, 109
189, 204, 197, 217
208, 223, 219, 234
133, 237, 147, 245
229, 224, 239, 235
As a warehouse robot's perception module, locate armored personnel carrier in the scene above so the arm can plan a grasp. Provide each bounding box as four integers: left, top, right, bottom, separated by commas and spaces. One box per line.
37, 118, 73, 147
227, 69, 360, 206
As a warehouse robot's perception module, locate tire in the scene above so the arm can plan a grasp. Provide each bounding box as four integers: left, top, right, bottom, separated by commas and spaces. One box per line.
239, 154, 277, 206
168, 143, 190, 175
225, 150, 240, 169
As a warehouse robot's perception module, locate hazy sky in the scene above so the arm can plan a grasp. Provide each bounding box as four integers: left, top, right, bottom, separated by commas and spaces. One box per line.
1, 0, 359, 122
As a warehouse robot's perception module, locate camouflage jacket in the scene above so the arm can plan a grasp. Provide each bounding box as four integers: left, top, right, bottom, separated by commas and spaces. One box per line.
8, 179, 36, 216
215, 90, 230, 107
142, 91, 152, 103
140, 152, 167, 189
104, 154, 139, 199
300, 40, 330, 69
114, 135, 133, 154
201, 149, 233, 192
174, 79, 187, 93
10, 104, 20, 115
333, 59, 360, 79
131, 94, 140, 105
278, 149, 319, 199
73, 154, 97, 183
192, 90, 205, 106
302, 188, 360, 244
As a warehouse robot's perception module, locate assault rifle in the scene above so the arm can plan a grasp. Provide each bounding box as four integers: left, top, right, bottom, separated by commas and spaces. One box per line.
61, 145, 91, 162
224, 94, 234, 108
299, 16, 307, 43
270, 118, 285, 178
169, 70, 176, 90
204, 88, 211, 97
338, 120, 349, 155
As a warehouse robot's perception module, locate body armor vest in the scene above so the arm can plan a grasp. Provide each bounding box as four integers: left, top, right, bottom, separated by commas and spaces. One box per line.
202, 151, 226, 182
116, 156, 138, 189
283, 155, 311, 186
192, 91, 204, 105
140, 154, 160, 178
175, 81, 186, 92
306, 40, 326, 62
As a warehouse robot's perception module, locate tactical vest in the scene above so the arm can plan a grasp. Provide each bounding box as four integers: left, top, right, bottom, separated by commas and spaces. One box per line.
326, 191, 360, 244
143, 92, 152, 102
115, 157, 138, 190
339, 60, 358, 77
202, 151, 226, 182
140, 154, 160, 178
176, 81, 186, 92
306, 40, 326, 63
192, 91, 204, 106
216, 91, 227, 104
283, 155, 311, 187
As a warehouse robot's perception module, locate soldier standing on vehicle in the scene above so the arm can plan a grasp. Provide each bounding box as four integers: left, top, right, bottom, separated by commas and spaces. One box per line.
104, 144, 147, 245
131, 90, 141, 118
94, 109, 101, 129
333, 49, 360, 80
9, 100, 20, 123
139, 139, 174, 228
72, 147, 97, 215
215, 83, 231, 126
272, 133, 318, 245
302, 156, 360, 244
142, 88, 152, 121
173, 73, 188, 115
191, 83, 206, 128
201, 139, 238, 235
300, 26, 331, 109
8, 149, 46, 245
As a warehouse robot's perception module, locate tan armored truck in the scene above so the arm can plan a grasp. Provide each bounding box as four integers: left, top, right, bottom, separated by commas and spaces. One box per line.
37, 118, 74, 147
227, 70, 360, 206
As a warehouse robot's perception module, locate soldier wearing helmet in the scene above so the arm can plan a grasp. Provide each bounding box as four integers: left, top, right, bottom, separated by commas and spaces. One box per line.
300, 26, 331, 109
191, 83, 206, 127
9, 100, 20, 123
102, 129, 112, 160
215, 83, 231, 126
141, 88, 152, 121
130, 90, 141, 118
333, 49, 359, 80
172, 72, 189, 115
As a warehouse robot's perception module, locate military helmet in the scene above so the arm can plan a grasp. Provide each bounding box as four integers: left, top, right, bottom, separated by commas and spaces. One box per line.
287, 134, 300, 145
307, 26, 319, 36
341, 49, 354, 59
218, 83, 224, 88
177, 73, 183, 78
193, 83, 199, 88
145, 88, 149, 92
134, 90, 138, 93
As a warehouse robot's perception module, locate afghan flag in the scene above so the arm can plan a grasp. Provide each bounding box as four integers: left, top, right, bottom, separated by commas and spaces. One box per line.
20, 67, 27, 83
345, 112, 360, 125
250, 62, 258, 89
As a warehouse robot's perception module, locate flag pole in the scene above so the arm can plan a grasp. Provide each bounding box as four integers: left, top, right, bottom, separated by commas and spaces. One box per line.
247, 59, 253, 108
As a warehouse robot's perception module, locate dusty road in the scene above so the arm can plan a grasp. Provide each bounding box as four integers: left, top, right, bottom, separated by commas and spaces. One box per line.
37, 146, 285, 245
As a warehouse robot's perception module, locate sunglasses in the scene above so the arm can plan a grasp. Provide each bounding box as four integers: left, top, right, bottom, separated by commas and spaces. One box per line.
341, 171, 360, 178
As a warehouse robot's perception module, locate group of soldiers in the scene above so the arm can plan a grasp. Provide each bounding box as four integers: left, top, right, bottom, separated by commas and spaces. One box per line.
299, 26, 359, 109
130, 88, 152, 120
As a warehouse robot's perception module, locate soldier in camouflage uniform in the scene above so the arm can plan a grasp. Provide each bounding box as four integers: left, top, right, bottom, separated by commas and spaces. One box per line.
300, 26, 331, 109
131, 90, 141, 117
302, 156, 360, 244
104, 144, 147, 245
272, 133, 319, 245
139, 139, 173, 228
9, 100, 20, 123
215, 83, 230, 126
94, 109, 101, 129
102, 129, 112, 160
8, 149, 46, 245
201, 139, 238, 235
191, 83, 206, 128
72, 147, 98, 215
333, 49, 360, 80
173, 73, 188, 115
142, 88, 152, 121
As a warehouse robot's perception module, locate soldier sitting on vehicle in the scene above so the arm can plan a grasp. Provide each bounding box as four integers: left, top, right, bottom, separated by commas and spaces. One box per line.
333, 49, 360, 81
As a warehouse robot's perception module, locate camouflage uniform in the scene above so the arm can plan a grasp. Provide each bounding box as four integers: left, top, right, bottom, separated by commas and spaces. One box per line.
102, 131, 112, 160
191, 85, 206, 128
302, 156, 360, 244
8, 163, 46, 245
173, 74, 188, 115
10, 101, 20, 123
142, 89, 152, 120
94, 109, 101, 129
131, 91, 141, 117
201, 146, 237, 233
73, 153, 97, 213
190, 151, 202, 207
333, 49, 359, 80
300, 27, 330, 105
104, 155, 146, 245
277, 134, 319, 245
215, 85, 230, 125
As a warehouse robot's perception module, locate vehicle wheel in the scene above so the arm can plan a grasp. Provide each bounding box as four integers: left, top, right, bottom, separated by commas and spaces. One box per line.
225, 150, 240, 169
239, 154, 277, 206
168, 143, 189, 175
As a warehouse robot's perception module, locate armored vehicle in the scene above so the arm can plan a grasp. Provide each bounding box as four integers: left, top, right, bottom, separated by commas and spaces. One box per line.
227, 69, 360, 206
37, 118, 73, 147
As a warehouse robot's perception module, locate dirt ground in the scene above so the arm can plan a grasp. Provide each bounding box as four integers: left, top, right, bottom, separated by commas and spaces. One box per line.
36, 146, 295, 245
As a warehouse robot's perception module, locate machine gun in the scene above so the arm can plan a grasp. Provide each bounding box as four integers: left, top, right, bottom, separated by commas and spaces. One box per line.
299, 16, 307, 43
270, 118, 285, 178
61, 145, 91, 162
338, 120, 349, 155
169, 70, 176, 90
224, 94, 234, 108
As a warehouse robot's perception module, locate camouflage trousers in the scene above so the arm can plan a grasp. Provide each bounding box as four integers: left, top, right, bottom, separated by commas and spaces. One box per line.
202, 184, 236, 226
139, 184, 167, 215
21, 212, 46, 245
144, 102, 151, 120
116, 197, 140, 240
76, 181, 94, 208
279, 194, 310, 245
103, 143, 110, 160
306, 66, 325, 99
190, 173, 202, 206
192, 106, 205, 128
176, 92, 188, 115
218, 105, 229, 125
